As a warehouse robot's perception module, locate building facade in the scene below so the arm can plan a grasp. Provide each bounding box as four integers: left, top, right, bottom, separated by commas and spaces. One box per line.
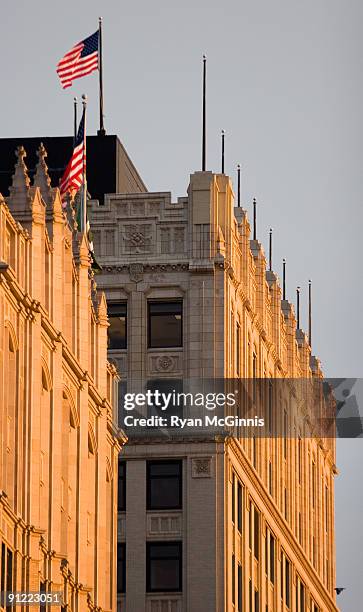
0, 145, 125, 611
91, 171, 338, 612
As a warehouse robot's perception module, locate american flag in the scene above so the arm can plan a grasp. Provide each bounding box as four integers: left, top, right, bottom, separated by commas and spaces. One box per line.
57, 30, 99, 89
59, 107, 86, 203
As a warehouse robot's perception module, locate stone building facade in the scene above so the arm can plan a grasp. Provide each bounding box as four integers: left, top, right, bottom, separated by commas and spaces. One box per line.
0, 145, 125, 611
90, 171, 338, 612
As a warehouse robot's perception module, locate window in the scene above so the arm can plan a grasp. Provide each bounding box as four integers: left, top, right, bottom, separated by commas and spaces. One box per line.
254, 590, 260, 612
252, 353, 257, 402
285, 557, 290, 608
254, 507, 260, 560
108, 303, 127, 349
117, 543, 126, 593
1, 543, 13, 611
146, 542, 182, 592
232, 554, 235, 605
236, 323, 241, 376
232, 473, 235, 524
146, 379, 183, 418
148, 301, 182, 348
268, 380, 273, 433
269, 533, 275, 584
268, 460, 273, 496
147, 461, 182, 510
118, 461, 126, 511
237, 565, 242, 611
237, 481, 243, 532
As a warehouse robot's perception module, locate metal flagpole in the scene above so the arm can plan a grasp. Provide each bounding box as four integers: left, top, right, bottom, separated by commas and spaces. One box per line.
202, 55, 207, 171
221, 130, 225, 174
237, 164, 241, 207
269, 228, 273, 271
82, 94, 88, 234
73, 97, 78, 147
97, 17, 106, 136
308, 279, 312, 346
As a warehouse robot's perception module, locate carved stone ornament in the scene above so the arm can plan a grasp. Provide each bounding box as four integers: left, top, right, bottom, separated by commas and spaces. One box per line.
156, 356, 173, 371
129, 263, 144, 283
192, 457, 212, 478
123, 224, 152, 253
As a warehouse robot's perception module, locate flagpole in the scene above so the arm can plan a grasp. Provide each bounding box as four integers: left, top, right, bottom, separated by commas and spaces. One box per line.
73, 97, 78, 147
97, 17, 106, 136
82, 94, 88, 234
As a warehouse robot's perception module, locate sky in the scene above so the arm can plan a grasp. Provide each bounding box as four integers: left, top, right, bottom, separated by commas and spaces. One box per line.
2, 1, 363, 608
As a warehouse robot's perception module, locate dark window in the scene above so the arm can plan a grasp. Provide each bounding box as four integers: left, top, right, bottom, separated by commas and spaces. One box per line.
237, 565, 242, 611
108, 303, 127, 349
269, 533, 275, 584
117, 543, 126, 593
146, 379, 183, 419
249, 579, 252, 610
232, 554, 235, 604
147, 461, 182, 510
1, 543, 5, 608
118, 461, 126, 511
254, 507, 260, 560
300, 580, 305, 611
236, 323, 241, 376
237, 481, 243, 532
285, 558, 290, 608
232, 473, 235, 523
146, 542, 182, 592
255, 590, 259, 612
148, 301, 182, 348
40, 580, 46, 612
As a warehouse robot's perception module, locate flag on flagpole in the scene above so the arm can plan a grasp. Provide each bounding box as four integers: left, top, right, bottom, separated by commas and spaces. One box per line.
59, 107, 86, 203
57, 30, 99, 89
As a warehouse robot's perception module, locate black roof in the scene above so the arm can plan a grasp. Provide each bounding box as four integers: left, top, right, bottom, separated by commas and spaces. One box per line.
0, 135, 146, 204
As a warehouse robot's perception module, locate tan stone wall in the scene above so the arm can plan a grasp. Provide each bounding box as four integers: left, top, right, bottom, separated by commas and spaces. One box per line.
0, 146, 124, 612
91, 170, 337, 611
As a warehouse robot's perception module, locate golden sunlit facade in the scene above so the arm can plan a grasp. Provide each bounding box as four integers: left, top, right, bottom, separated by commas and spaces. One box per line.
0, 145, 124, 612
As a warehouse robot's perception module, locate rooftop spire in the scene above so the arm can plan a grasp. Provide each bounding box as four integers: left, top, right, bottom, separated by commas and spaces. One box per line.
237, 164, 241, 207
221, 130, 225, 174
33, 143, 52, 206
8, 146, 31, 208
202, 55, 207, 171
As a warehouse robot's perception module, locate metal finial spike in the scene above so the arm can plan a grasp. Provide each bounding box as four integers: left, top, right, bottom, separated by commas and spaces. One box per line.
221, 130, 225, 174
282, 258, 286, 300
237, 164, 241, 207
269, 228, 273, 271
296, 286, 301, 329
308, 279, 312, 347
253, 198, 257, 240
202, 55, 207, 171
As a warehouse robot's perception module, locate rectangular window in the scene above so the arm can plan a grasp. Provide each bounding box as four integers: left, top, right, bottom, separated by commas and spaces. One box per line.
268, 460, 273, 496
284, 487, 288, 521
249, 579, 252, 611
237, 482, 243, 533
232, 554, 235, 605
232, 473, 235, 524
147, 461, 182, 510
117, 543, 126, 593
254, 590, 260, 612
269, 533, 275, 584
146, 542, 182, 592
254, 507, 260, 560
108, 302, 127, 349
238, 565, 242, 611
236, 323, 241, 376
146, 379, 183, 418
285, 557, 290, 608
118, 461, 126, 511
148, 301, 182, 348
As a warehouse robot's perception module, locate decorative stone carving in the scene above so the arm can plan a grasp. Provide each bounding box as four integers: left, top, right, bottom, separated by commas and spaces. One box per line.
123, 224, 152, 253
129, 263, 144, 283
192, 457, 212, 478
149, 354, 181, 374
33, 143, 52, 206
131, 201, 145, 217
8, 146, 31, 209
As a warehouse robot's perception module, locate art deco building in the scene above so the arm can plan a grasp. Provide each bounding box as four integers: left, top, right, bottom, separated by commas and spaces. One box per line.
91, 171, 338, 612
0, 145, 125, 611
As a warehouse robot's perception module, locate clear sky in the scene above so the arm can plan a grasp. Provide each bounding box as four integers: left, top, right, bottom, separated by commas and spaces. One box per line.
2, 1, 363, 608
